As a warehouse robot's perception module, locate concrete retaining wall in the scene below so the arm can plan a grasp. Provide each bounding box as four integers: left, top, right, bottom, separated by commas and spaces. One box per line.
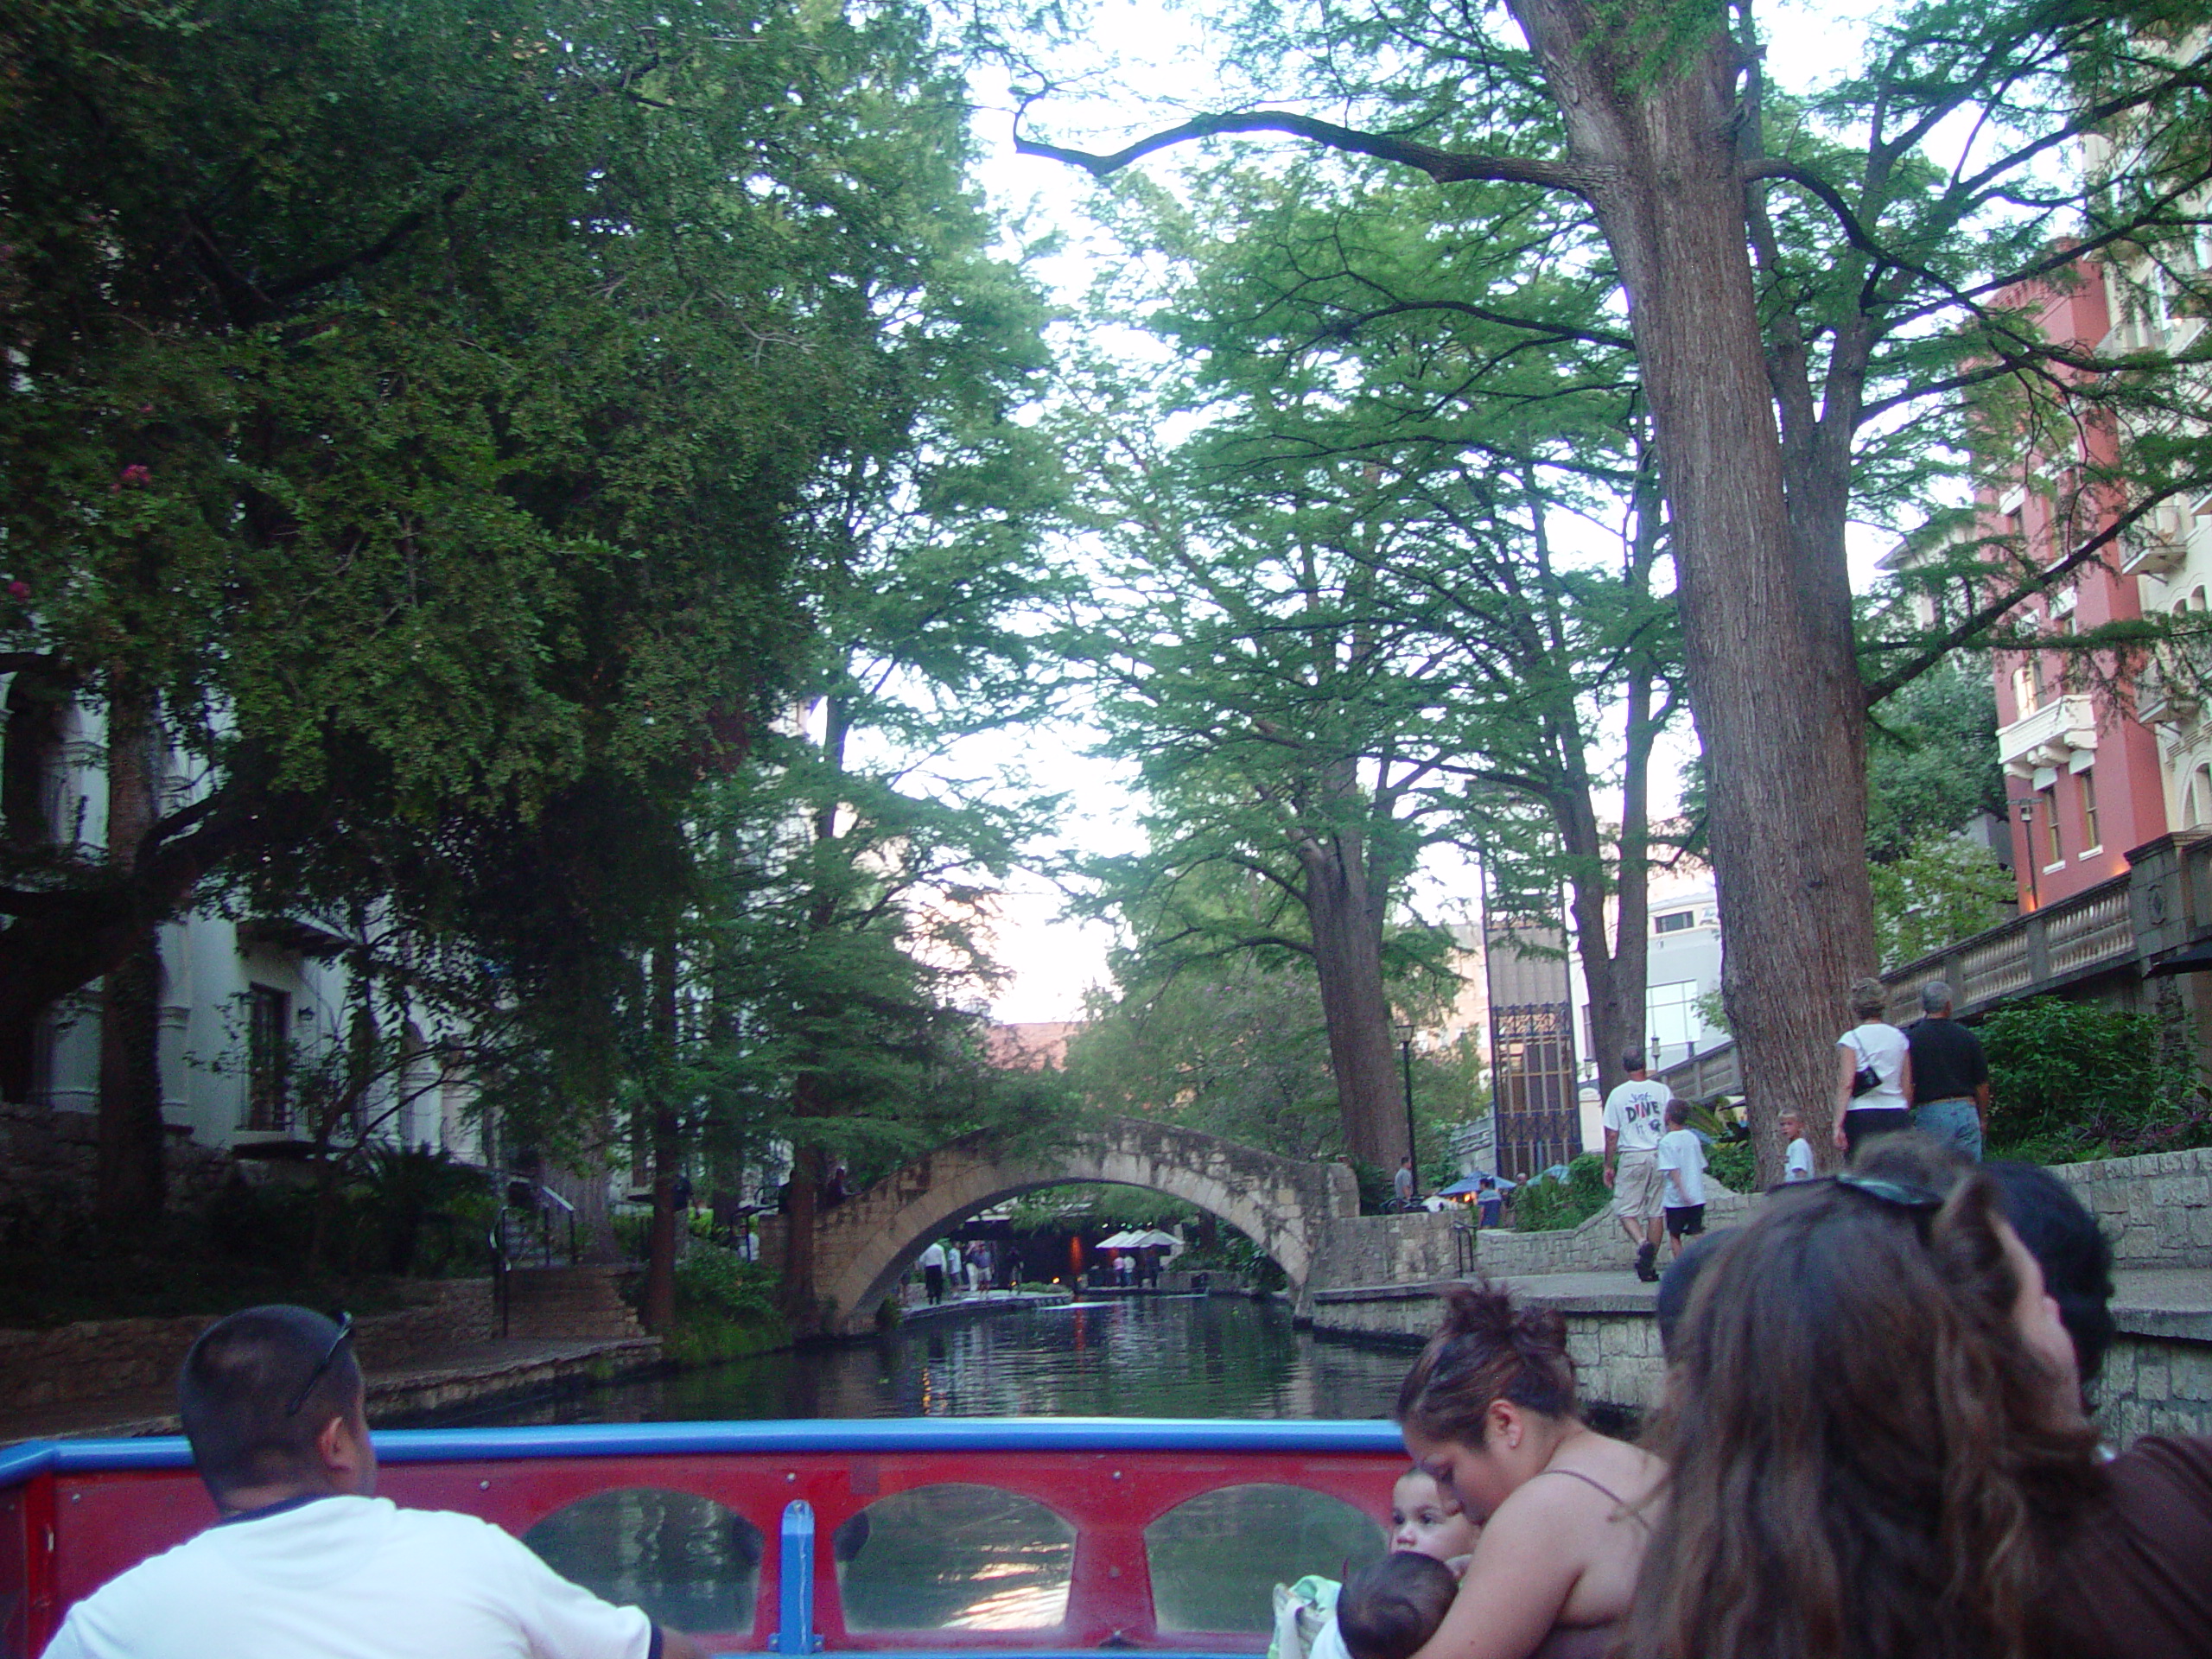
0, 1279, 493, 1414
1466, 1189, 1761, 1277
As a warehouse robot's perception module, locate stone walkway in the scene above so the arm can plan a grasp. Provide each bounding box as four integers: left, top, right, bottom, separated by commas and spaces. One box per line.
0, 1334, 661, 1445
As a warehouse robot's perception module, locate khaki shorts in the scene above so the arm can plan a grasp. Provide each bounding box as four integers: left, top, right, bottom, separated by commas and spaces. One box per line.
1612, 1150, 1667, 1222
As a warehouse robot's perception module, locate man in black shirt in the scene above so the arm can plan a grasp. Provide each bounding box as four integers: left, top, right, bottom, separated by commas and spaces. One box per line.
1906, 980, 1990, 1160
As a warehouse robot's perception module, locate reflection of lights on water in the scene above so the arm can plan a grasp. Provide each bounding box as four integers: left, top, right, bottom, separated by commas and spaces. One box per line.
944, 1582, 1074, 1630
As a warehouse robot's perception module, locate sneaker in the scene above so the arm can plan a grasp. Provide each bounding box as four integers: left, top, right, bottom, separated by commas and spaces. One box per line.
1634, 1242, 1659, 1281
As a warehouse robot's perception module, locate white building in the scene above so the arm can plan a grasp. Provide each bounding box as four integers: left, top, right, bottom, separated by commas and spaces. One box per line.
14, 689, 481, 1161
1567, 876, 1727, 1088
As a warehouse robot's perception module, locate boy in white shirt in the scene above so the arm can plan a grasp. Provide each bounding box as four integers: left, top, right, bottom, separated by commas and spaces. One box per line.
1655, 1099, 1708, 1259
1779, 1109, 1815, 1183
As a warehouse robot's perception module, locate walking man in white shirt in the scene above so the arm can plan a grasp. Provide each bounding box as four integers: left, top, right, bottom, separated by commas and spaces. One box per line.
41, 1305, 706, 1659
1601, 1052, 1671, 1282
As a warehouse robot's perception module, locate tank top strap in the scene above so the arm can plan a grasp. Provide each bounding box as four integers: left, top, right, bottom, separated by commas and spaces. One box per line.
1532, 1466, 1645, 1521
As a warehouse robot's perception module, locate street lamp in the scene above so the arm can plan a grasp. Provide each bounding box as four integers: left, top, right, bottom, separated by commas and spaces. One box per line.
2011, 793, 2039, 909
1392, 1021, 1418, 1199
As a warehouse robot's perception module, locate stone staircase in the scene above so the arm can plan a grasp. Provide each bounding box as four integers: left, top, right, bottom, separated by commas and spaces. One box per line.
500, 1264, 643, 1341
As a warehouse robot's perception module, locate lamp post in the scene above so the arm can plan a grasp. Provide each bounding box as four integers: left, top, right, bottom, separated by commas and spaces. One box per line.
1393, 1021, 1418, 1199
2012, 793, 2040, 909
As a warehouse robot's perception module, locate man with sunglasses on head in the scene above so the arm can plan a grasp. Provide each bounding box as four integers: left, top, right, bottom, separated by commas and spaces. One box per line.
41, 1305, 708, 1659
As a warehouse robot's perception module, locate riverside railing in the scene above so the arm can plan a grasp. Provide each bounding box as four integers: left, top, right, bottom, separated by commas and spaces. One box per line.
1658, 829, 2212, 1103
0, 1419, 1408, 1659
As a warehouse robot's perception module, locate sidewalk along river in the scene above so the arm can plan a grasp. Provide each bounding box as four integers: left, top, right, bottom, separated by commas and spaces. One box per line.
456, 1297, 1426, 1638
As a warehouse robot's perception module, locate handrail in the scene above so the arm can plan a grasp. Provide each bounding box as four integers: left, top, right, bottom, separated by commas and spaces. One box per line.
0, 1416, 1408, 1481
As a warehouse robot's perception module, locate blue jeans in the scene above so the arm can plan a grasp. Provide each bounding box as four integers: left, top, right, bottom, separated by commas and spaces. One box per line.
1915, 1097, 1984, 1160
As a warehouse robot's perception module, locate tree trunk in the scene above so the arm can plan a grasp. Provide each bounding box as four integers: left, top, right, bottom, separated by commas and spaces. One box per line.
95, 679, 164, 1223
1295, 808, 1407, 1172
1511, 0, 1875, 1179
642, 941, 680, 1334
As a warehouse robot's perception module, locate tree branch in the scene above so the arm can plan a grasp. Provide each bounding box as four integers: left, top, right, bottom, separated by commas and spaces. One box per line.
1013, 105, 1597, 196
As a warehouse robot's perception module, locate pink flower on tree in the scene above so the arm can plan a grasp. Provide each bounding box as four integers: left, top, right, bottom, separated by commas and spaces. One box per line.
5, 582, 27, 601
119, 463, 153, 486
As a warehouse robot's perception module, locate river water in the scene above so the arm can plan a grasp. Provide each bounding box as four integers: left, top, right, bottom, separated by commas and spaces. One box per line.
463, 1293, 1417, 1426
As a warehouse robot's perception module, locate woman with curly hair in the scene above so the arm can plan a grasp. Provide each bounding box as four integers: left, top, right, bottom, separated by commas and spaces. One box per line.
1395, 1281, 1662, 1659
1621, 1136, 2110, 1659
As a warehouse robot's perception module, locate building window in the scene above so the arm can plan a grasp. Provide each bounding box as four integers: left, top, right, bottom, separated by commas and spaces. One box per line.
2041, 786, 2063, 866
2080, 768, 2101, 850
1652, 910, 1695, 935
2011, 660, 2041, 716
246, 984, 290, 1131
2195, 765, 2212, 830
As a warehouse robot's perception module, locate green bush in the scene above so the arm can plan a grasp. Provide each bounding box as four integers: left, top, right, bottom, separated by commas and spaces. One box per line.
1704, 1140, 1756, 1195
662, 1243, 790, 1365
1980, 996, 2210, 1162
1511, 1154, 1609, 1231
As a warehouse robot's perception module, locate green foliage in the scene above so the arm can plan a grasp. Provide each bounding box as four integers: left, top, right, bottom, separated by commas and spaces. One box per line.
1703, 1140, 1757, 1196
1870, 836, 2018, 970
1510, 1154, 1609, 1232
661, 1244, 791, 1365
1981, 996, 2211, 1162
1865, 661, 2010, 865
1004, 1183, 1198, 1231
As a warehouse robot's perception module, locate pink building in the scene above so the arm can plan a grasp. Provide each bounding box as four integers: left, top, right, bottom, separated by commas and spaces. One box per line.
1987, 267, 2171, 908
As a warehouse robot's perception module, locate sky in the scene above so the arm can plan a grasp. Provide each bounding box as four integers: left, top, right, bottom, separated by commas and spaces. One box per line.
960, 0, 1910, 1025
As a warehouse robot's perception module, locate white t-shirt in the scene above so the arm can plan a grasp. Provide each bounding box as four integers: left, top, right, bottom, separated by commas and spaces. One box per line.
1602, 1078, 1670, 1154
41, 1494, 652, 1659
1783, 1137, 1815, 1182
918, 1242, 947, 1271
1839, 1020, 1910, 1113
1656, 1128, 1707, 1207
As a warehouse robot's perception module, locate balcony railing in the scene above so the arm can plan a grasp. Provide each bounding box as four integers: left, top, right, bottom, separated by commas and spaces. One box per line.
1997, 694, 2099, 777
1657, 832, 2212, 1102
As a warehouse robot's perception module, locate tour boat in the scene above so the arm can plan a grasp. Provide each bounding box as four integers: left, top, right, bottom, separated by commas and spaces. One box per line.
0, 1418, 1408, 1658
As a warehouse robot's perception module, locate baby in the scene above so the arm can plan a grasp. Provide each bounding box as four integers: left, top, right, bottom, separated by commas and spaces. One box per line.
1388, 1467, 1478, 1565
1269, 1470, 1478, 1659
1337, 1553, 1459, 1659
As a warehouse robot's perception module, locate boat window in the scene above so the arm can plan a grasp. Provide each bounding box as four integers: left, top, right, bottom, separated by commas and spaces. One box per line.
833, 1483, 1075, 1631
521, 1487, 760, 1636
1146, 1484, 1384, 1632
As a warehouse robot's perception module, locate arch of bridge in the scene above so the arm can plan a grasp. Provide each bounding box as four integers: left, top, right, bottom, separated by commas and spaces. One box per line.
810, 1116, 1360, 1335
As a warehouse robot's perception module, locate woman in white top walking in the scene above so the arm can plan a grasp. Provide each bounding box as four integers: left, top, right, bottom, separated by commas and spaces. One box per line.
1832, 976, 1912, 1158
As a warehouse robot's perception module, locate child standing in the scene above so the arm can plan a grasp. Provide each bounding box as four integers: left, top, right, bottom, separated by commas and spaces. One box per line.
1269, 1470, 1478, 1659
1655, 1099, 1708, 1258
1778, 1108, 1815, 1182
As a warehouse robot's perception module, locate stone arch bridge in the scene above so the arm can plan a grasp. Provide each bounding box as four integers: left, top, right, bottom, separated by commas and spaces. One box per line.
805, 1116, 1363, 1337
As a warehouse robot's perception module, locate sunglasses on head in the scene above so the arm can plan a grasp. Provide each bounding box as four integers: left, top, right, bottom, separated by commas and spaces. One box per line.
284, 1312, 354, 1418
1830, 1172, 1945, 1211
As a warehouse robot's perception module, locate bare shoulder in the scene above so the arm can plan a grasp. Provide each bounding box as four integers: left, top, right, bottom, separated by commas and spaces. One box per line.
1517, 1433, 1664, 1522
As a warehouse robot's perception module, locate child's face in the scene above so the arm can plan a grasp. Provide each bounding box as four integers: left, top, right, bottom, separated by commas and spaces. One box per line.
1389, 1471, 1480, 1560
1779, 1115, 1802, 1138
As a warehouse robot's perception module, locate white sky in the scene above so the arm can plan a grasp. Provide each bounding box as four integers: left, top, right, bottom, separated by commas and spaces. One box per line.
963, 0, 1923, 1023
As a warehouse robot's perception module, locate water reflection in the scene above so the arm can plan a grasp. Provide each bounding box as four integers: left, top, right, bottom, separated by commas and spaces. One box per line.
1148, 1484, 1385, 1632
458, 1295, 1414, 1427
836, 1484, 1074, 1630
522, 1488, 760, 1633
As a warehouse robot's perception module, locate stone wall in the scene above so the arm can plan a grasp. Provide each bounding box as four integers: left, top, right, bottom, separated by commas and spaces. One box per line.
2098, 1330, 2212, 1442
0, 1279, 494, 1414
1310, 1211, 1464, 1292
2044, 1147, 2212, 1268
0, 1100, 234, 1224
1469, 1188, 1760, 1276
